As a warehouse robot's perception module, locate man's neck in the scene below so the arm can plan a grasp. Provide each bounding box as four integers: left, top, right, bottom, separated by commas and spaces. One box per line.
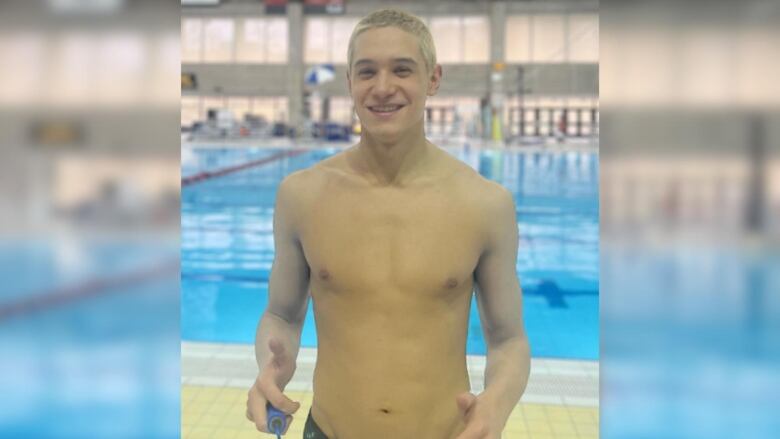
353, 127, 433, 186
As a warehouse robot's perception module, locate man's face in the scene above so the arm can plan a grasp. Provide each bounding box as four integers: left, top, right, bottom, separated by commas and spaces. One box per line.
348, 26, 441, 142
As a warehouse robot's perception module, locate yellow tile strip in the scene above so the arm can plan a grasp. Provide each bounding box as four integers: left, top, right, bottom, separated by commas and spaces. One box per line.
182, 385, 598, 439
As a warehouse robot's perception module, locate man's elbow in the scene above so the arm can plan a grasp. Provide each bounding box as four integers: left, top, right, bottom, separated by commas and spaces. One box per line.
265, 305, 305, 327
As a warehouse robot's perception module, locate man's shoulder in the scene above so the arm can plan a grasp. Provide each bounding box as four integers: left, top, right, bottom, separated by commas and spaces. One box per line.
278, 149, 350, 196
442, 155, 510, 205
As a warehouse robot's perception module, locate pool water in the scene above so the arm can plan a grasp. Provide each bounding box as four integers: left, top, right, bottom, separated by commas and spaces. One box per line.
181, 146, 599, 360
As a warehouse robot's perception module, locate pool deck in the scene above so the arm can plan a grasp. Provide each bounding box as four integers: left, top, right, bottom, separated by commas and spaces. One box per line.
182, 341, 599, 439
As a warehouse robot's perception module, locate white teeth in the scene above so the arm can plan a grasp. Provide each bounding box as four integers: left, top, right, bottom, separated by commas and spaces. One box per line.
371, 106, 401, 112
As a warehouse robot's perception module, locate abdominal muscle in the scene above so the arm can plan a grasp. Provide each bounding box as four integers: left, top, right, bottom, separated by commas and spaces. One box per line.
307, 288, 473, 439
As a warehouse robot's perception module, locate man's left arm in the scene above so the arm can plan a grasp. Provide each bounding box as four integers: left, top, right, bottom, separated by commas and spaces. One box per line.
457, 184, 530, 438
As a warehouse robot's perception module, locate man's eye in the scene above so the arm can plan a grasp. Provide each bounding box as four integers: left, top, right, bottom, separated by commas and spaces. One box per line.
359, 70, 374, 76
395, 68, 411, 74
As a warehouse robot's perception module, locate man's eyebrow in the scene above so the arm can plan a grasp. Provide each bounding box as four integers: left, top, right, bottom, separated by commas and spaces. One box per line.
353, 58, 419, 66
393, 58, 418, 65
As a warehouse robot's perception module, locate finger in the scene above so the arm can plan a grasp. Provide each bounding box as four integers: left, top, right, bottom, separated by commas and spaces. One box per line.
455, 392, 477, 418
247, 386, 269, 432
259, 379, 301, 415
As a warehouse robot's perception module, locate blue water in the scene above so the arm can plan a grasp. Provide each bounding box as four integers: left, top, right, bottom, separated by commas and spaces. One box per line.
0, 238, 180, 438
181, 146, 600, 360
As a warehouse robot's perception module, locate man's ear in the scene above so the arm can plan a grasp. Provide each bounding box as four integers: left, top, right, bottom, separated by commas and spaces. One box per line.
427, 64, 442, 96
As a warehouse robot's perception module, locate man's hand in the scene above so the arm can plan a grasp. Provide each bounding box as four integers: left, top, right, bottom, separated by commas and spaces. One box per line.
454, 392, 502, 439
246, 338, 301, 434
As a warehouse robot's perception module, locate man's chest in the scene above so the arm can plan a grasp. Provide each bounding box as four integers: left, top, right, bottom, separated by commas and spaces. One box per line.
298, 186, 484, 295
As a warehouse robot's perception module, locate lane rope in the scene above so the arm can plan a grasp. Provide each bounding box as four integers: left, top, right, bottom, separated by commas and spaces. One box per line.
182, 149, 308, 186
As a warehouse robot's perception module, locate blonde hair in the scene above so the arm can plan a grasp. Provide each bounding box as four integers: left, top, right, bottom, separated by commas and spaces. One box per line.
347, 8, 437, 74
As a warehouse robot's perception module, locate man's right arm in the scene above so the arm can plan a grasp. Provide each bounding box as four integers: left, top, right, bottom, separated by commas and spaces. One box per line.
255, 173, 311, 373
247, 173, 311, 433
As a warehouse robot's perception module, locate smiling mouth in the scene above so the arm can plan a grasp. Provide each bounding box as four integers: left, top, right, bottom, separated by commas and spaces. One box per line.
368, 105, 404, 115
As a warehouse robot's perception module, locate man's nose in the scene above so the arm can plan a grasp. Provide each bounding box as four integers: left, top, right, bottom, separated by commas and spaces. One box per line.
372, 71, 396, 97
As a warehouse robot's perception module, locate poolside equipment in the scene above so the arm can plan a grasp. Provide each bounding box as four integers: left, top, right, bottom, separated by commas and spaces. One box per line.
267, 402, 287, 438
304, 64, 336, 86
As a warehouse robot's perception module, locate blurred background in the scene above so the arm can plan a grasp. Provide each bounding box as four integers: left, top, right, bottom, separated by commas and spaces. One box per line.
601, 0, 780, 438
0, 0, 180, 438
0, 0, 777, 438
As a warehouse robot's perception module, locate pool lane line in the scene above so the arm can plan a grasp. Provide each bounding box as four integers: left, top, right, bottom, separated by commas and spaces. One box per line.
182, 149, 309, 187
0, 258, 179, 322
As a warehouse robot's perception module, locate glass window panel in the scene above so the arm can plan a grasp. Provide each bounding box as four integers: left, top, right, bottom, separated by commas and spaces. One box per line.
463, 16, 489, 63
331, 17, 359, 64
251, 98, 271, 121
181, 18, 202, 63
251, 97, 288, 123
152, 33, 181, 105
266, 19, 288, 63
237, 19, 266, 63
430, 17, 462, 63
95, 34, 146, 105
505, 15, 531, 62
0, 34, 47, 106
181, 97, 200, 126
305, 18, 329, 63
228, 97, 251, 121
330, 96, 354, 124
532, 15, 565, 63
51, 33, 96, 107
308, 94, 322, 121
202, 97, 227, 118
274, 97, 289, 122
203, 18, 234, 63
568, 14, 598, 62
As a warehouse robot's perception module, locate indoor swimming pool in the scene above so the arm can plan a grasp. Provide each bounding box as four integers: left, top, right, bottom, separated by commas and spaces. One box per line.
181, 144, 600, 360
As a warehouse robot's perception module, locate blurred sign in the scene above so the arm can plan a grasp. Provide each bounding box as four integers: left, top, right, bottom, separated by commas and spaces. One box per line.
48, 0, 124, 14
29, 120, 85, 147
181, 0, 220, 5
265, 0, 287, 14
304, 0, 344, 14
181, 73, 197, 91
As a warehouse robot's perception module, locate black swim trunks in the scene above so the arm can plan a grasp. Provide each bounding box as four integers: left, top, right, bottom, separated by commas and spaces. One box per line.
303, 410, 330, 439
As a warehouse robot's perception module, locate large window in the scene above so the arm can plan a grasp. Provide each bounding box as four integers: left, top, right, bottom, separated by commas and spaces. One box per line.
266, 19, 288, 63
505, 15, 531, 63
181, 96, 201, 127
425, 96, 481, 136
203, 18, 234, 63
429, 16, 489, 64
304, 17, 359, 64
180, 96, 289, 126
236, 19, 266, 63
181, 18, 202, 63
236, 18, 288, 63
182, 17, 288, 64
505, 13, 599, 63
568, 14, 599, 62
305, 15, 489, 65
533, 15, 565, 63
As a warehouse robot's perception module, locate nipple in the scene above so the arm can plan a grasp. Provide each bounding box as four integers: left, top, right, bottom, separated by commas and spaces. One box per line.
318, 268, 331, 281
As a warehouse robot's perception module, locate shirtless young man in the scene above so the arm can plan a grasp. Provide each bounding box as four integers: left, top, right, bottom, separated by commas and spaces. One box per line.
246, 9, 530, 439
